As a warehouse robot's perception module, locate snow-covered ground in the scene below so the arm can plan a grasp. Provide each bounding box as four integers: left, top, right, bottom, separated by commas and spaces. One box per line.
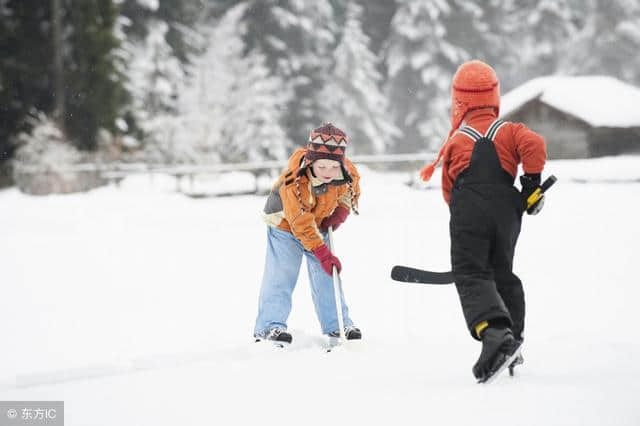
1, 156, 639, 426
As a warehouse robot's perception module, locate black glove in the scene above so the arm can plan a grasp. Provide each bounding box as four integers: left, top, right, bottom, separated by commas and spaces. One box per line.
519, 173, 544, 215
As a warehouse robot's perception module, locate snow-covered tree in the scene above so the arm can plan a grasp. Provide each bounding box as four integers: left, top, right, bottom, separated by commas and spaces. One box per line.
560, 0, 640, 86
11, 111, 92, 194
242, 0, 339, 145
359, 0, 397, 57
13, 111, 81, 169
114, 0, 206, 160
167, 3, 290, 164
217, 48, 290, 163
118, 18, 184, 154
385, 1, 471, 152
320, 2, 400, 154
497, 0, 577, 89
63, 0, 127, 150
385, 0, 528, 153
0, 0, 52, 165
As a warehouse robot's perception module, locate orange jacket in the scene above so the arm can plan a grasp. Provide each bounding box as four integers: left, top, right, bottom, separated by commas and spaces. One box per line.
441, 109, 546, 204
263, 148, 361, 251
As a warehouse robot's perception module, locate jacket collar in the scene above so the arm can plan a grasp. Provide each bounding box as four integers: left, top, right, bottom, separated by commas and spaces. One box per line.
462, 108, 498, 126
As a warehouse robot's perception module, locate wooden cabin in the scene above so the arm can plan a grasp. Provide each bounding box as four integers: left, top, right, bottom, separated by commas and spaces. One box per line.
500, 76, 640, 159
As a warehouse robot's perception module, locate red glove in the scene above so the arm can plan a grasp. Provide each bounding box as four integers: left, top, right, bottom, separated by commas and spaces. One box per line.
320, 206, 349, 233
312, 244, 342, 276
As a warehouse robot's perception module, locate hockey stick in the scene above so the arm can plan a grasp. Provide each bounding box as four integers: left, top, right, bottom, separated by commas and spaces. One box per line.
328, 227, 346, 345
392, 175, 558, 285
391, 265, 454, 285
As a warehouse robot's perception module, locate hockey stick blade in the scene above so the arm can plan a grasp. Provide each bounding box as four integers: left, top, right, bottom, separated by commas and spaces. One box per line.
391, 265, 454, 285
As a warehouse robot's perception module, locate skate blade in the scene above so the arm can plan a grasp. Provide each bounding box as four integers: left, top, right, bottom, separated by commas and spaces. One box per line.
255, 338, 291, 349
325, 336, 342, 352
325, 336, 364, 353
479, 347, 522, 384
508, 355, 524, 376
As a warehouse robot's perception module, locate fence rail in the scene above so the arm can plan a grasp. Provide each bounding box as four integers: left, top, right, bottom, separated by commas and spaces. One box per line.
12, 152, 435, 196
14, 152, 435, 177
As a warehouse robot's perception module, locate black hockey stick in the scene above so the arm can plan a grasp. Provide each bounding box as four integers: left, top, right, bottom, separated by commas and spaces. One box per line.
390, 265, 454, 285
392, 176, 558, 285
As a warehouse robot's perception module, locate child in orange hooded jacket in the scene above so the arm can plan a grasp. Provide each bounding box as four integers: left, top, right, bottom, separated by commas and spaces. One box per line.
254, 123, 362, 345
420, 60, 547, 382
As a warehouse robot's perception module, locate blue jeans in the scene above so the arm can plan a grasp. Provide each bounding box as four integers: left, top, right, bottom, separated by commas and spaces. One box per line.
254, 226, 353, 336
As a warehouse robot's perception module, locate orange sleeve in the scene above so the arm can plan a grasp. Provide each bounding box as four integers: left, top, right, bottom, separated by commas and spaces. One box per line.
512, 123, 547, 174
280, 184, 324, 251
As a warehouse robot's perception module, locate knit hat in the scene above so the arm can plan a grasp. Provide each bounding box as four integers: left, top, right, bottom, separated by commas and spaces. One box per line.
420, 60, 501, 182
304, 123, 348, 167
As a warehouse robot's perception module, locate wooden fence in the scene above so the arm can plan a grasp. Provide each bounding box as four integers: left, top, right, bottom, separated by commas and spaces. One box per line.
13, 152, 435, 196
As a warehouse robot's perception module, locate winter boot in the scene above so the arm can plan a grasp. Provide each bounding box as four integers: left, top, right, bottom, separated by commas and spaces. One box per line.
255, 327, 293, 347
473, 327, 518, 383
328, 326, 362, 340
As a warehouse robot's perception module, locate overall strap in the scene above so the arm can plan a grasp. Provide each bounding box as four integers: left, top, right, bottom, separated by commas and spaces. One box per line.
453, 118, 514, 188
458, 119, 506, 143
458, 125, 483, 142
484, 119, 506, 142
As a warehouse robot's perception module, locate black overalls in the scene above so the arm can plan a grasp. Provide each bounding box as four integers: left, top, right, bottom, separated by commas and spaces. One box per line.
449, 119, 525, 341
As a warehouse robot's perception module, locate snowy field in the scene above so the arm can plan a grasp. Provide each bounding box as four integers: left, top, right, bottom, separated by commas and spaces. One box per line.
1, 156, 639, 426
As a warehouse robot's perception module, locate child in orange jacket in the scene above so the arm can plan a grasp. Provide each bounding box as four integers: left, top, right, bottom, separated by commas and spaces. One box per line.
254, 123, 362, 345
420, 60, 547, 382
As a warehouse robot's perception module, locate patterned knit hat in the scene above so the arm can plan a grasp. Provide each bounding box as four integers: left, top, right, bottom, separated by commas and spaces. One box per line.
304, 123, 348, 167
420, 60, 501, 182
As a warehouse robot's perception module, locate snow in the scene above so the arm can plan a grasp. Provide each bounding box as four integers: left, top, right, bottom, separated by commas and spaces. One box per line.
1, 156, 640, 425
13, 113, 81, 172
114, 117, 128, 132
135, 0, 158, 11
501, 76, 640, 128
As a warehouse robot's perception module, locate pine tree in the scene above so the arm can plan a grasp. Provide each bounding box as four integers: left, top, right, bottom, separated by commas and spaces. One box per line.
385, 0, 507, 153
119, 0, 201, 63
116, 0, 205, 154
120, 19, 184, 153
218, 47, 290, 163
241, 0, 338, 146
63, 0, 128, 150
560, 0, 640, 86
320, 2, 400, 154
163, 3, 290, 164
359, 0, 397, 57
155, 0, 202, 63
1, 0, 128, 161
385, 0, 468, 152
499, 0, 577, 89
0, 0, 54, 163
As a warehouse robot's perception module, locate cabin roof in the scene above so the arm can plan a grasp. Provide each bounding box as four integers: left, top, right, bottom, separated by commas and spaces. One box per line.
501, 76, 640, 128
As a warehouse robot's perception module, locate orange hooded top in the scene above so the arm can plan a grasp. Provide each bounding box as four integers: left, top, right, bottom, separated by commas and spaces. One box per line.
440, 109, 546, 203
420, 60, 546, 203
